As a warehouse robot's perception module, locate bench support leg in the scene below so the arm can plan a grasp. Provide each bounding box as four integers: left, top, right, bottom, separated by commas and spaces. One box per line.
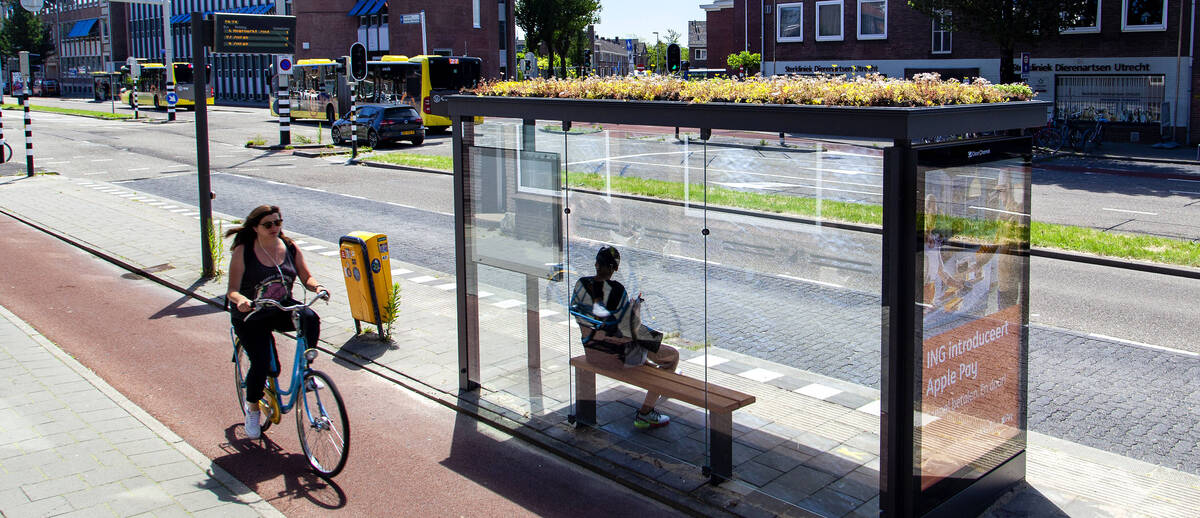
710, 411, 734, 481
574, 368, 597, 426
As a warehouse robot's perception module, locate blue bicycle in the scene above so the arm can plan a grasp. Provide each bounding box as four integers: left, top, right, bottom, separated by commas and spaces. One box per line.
232, 293, 350, 478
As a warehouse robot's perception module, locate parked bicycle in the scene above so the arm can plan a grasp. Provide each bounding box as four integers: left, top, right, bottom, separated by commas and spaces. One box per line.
1033, 117, 1071, 154
232, 292, 350, 478
1071, 115, 1107, 153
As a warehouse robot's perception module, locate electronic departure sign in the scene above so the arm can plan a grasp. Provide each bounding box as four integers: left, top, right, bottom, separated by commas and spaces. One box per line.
211, 14, 296, 54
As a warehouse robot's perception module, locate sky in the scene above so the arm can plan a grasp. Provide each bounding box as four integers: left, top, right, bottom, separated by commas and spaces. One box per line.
593, 0, 703, 44
516, 0, 704, 46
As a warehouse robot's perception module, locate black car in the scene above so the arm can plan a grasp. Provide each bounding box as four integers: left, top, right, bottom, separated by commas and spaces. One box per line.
331, 104, 425, 148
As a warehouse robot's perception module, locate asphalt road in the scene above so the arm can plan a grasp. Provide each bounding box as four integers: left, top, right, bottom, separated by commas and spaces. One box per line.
0, 212, 685, 517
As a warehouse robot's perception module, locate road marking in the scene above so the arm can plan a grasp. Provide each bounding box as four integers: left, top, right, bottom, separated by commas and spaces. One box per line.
1102, 207, 1157, 216
779, 274, 844, 289
1167, 178, 1200, 183
1087, 333, 1199, 357
43, 161, 70, 165
343, 194, 367, 200
83, 172, 107, 176
302, 186, 327, 192
409, 275, 437, 284
129, 167, 150, 171
970, 206, 1028, 217
796, 383, 842, 400
300, 245, 324, 251
319, 251, 340, 256
90, 159, 113, 162
492, 299, 523, 309
857, 400, 881, 416
1169, 190, 1200, 196
739, 368, 783, 383
391, 268, 413, 276
434, 283, 457, 291
170, 208, 190, 213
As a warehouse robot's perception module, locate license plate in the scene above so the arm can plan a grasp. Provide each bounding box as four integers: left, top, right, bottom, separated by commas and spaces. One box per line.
401, 130, 415, 135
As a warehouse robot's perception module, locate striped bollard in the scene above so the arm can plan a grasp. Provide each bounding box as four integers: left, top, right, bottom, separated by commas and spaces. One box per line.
0, 102, 6, 163
278, 76, 290, 146
348, 83, 358, 163
132, 91, 139, 120
167, 82, 176, 121
21, 95, 33, 176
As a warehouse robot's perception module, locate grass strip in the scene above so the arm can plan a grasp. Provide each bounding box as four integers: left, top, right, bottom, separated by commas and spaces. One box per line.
367, 152, 454, 171
318, 152, 1200, 267
1, 103, 132, 120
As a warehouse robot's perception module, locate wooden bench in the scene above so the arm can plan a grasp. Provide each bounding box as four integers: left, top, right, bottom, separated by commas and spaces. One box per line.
570, 355, 756, 480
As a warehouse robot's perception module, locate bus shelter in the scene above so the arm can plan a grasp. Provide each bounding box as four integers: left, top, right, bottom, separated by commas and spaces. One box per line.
449, 94, 1046, 517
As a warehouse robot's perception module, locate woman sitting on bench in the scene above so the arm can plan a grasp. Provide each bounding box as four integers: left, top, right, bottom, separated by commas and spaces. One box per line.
570, 246, 679, 430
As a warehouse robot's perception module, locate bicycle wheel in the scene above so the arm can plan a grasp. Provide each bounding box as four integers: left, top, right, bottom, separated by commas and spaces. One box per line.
234, 341, 273, 433
296, 370, 350, 477
1033, 128, 1061, 153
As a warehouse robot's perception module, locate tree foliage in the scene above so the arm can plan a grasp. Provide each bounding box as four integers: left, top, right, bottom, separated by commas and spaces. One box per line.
0, 0, 56, 66
906, 1, 1096, 83
726, 51, 761, 76
515, 0, 600, 78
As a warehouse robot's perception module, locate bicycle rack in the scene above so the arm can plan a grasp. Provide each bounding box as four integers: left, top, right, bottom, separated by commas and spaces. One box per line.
0, 140, 12, 164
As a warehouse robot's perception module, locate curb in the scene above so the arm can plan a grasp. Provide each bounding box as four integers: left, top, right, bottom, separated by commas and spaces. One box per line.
246, 143, 336, 151
1029, 247, 1200, 279
0, 304, 284, 518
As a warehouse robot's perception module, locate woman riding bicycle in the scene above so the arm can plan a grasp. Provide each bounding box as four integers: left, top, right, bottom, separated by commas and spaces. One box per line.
225, 205, 327, 439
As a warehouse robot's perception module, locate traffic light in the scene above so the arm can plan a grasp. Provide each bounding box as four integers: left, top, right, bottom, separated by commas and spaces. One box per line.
349, 42, 367, 82
667, 44, 681, 74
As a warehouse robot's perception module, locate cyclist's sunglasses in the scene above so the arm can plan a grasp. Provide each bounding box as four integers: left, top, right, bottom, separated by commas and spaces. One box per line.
259, 218, 283, 229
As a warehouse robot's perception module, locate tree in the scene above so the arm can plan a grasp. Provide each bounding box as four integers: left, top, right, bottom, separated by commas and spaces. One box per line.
515, 0, 600, 78
906, 1, 1095, 84
726, 51, 761, 77
0, 0, 56, 68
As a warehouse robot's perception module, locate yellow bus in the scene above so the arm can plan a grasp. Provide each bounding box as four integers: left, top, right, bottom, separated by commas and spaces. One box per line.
269, 59, 352, 122
270, 55, 482, 131
121, 62, 214, 110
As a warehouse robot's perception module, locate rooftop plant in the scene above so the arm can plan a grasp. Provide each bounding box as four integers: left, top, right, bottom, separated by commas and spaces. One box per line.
474, 73, 1034, 107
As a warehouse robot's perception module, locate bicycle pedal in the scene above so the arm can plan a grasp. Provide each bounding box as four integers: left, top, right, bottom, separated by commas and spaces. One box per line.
307, 378, 326, 390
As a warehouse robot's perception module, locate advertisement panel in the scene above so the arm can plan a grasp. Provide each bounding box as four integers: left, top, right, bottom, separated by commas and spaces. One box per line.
914, 137, 1031, 513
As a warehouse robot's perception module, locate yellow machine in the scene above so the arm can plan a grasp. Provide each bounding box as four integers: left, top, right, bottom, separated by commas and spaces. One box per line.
338, 232, 393, 334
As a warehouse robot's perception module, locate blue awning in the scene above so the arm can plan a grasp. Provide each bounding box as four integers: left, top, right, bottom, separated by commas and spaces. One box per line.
256, 4, 275, 14
348, 0, 370, 16
66, 18, 98, 39
361, 0, 387, 16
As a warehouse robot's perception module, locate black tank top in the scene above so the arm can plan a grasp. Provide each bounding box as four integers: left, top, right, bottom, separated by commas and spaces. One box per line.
234, 240, 298, 321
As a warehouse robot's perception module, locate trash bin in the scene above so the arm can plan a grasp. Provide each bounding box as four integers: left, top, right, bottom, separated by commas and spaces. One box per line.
339, 231, 393, 335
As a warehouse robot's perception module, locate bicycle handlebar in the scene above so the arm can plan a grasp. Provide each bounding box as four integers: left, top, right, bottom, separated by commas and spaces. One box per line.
244, 290, 330, 320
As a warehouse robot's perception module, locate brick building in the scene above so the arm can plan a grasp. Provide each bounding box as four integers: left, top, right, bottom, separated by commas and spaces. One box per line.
688, 20, 708, 68
704, 0, 1200, 143
294, 0, 516, 80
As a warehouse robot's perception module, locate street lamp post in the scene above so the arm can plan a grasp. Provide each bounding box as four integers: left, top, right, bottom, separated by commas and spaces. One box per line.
652, 31, 659, 74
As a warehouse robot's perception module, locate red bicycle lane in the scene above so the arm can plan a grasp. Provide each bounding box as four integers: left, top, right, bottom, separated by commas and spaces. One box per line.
0, 214, 683, 517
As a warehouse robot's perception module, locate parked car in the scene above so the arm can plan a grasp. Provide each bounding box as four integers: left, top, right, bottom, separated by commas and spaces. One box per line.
331, 104, 425, 148
31, 78, 60, 96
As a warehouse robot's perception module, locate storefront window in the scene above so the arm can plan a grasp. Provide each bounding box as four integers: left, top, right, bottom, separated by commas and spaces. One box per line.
1063, 0, 1101, 33
1123, 0, 1167, 31
1055, 75, 1165, 123
777, 2, 804, 42
858, 0, 886, 40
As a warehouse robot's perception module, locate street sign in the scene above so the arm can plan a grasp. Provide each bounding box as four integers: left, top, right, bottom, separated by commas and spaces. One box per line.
166, 92, 178, 105
276, 54, 294, 75
19, 0, 43, 12
127, 56, 141, 78
625, 39, 633, 52
211, 14, 296, 54
1020, 52, 1031, 75
400, 14, 421, 24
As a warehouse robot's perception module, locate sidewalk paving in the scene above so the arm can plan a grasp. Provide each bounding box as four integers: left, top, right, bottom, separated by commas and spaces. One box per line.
0, 303, 280, 518
2, 173, 1199, 517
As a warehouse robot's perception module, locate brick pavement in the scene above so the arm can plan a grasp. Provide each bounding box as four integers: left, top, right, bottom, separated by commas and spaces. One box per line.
2, 173, 1199, 517
0, 303, 280, 518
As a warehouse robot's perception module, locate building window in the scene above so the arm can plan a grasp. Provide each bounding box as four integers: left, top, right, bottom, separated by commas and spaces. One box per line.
932, 11, 952, 54
816, 0, 843, 41
1063, 0, 1101, 33
777, 2, 804, 42
1055, 74, 1165, 123
1122, 0, 1166, 31
473, 0, 481, 28
694, 48, 707, 60
857, 0, 886, 39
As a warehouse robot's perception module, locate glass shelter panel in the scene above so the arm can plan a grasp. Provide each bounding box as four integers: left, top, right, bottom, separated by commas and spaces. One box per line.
914, 138, 1030, 514
464, 118, 573, 419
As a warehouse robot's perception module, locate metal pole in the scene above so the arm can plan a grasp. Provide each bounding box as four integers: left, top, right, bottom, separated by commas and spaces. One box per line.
163, 0, 176, 121
278, 74, 290, 145
22, 94, 33, 177
192, 12, 214, 278
347, 81, 358, 163
420, 11, 428, 55
0, 101, 5, 163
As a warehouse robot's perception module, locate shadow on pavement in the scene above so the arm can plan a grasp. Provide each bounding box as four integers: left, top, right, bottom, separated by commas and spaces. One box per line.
215, 424, 348, 510
148, 293, 226, 320
332, 333, 396, 371
985, 483, 1070, 517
